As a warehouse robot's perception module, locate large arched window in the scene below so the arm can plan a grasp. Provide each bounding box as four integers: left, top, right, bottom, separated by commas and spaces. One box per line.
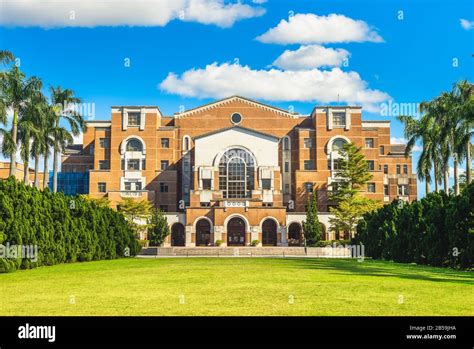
332, 138, 347, 152
218, 148, 255, 198
126, 138, 143, 152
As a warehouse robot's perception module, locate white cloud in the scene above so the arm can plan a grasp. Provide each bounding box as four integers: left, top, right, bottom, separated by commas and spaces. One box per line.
391, 137, 422, 152
160, 62, 390, 112
256, 13, 383, 44
460, 19, 474, 30
449, 166, 465, 178
0, 0, 265, 28
72, 133, 83, 145
273, 45, 350, 70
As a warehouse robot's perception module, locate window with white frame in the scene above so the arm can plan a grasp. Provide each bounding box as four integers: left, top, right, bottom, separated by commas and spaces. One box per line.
218, 148, 255, 198
128, 112, 140, 126
333, 112, 346, 126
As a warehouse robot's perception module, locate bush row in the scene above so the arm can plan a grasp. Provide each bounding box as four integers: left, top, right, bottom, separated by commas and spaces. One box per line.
353, 182, 474, 269
0, 178, 140, 272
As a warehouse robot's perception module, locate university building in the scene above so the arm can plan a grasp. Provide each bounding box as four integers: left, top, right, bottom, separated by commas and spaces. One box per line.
60, 96, 417, 246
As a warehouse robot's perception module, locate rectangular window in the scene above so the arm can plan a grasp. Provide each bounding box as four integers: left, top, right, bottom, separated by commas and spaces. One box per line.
160, 182, 168, 193
367, 183, 376, 193
304, 182, 313, 193
98, 160, 109, 170
365, 138, 374, 148
380, 146, 385, 155
127, 159, 140, 171
135, 182, 142, 191
333, 112, 346, 126
396, 165, 401, 174
142, 159, 146, 170
160, 160, 169, 171
284, 183, 290, 194
202, 179, 212, 190
384, 164, 388, 174
159, 205, 168, 212
398, 185, 409, 196
128, 112, 140, 126
200, 202, 211, 207
284, 161, 289, 173
121, 159, 125, 170
304, 160, 315, 170
89, 144, 94, 155
99, 138, 109, 148
403, 164, 408, 174
262, 179, 272, 190
384, 185, 389, 196
124, 182, 132, 191
304, 138, 313, 148
367, 160, 375, 171
98, 182, 106, 193
161, 138, 170, 148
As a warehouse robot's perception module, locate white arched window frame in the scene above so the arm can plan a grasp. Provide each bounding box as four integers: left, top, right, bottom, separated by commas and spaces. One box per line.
120, 136, 146, 172
183, 135, 191, 152
217, 147, 256, 199
327, 136, 350, 174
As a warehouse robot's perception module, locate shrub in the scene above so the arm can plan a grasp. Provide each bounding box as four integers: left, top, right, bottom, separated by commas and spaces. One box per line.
0, 178, 139, 273
250, 240, 260, 247
354, 182, 474, 270
215, 240, 223, 247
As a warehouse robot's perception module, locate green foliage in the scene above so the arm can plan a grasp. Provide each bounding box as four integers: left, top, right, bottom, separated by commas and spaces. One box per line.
0, 178, 139, 273
302, 193, 322, 246
330, 142, 373, 201
147, 208, 169, 246
215, 240, 223, 247
119, 198, 152, 237
329, 142, 379, 237
250, 240, 260, 247
354, 182, 474, 269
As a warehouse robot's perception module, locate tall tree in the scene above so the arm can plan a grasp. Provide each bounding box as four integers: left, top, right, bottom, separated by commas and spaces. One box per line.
148, 208, 170, 246
328, 142, 379, 238
0, 65, 42, 176
49, 86, 86, 192
302, 193, 322, 246
329, 142, 373, 201
119, 198, 152, 238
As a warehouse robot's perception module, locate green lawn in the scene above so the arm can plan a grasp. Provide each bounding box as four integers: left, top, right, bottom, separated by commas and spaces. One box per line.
1, 257, 473, 316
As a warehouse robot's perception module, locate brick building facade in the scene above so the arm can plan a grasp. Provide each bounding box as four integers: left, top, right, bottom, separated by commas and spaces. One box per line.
61, 96, 417, 246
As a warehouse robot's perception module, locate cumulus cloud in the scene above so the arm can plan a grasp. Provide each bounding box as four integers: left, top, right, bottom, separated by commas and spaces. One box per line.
160, 62, 390, 112
273, 45, 350, 70
0, 0, 265, 28
460, 19, 474, 30
256, 13, 383, 44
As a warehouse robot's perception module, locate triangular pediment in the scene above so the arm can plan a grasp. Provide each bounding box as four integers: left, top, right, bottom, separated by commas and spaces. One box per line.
174, 96, 299, 119
193, 125, 279, 141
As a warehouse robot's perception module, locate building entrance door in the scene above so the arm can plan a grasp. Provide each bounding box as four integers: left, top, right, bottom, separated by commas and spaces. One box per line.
227, 217, 246, 246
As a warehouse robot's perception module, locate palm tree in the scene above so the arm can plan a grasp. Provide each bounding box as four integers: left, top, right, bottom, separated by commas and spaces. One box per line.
40, 106, 56, 190
451, 81, 473, 186
49, 86, 86, 192
0, 65, 42, 177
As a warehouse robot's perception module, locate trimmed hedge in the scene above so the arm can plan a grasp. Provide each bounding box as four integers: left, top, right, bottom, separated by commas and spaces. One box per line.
354, 182, 474, 269
0, 178, 139, 273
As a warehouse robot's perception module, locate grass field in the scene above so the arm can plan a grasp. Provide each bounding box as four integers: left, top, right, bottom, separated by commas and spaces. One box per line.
1, 257, 473, 316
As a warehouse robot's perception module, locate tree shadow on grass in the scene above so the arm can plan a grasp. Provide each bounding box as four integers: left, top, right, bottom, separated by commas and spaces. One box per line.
284, 258, 474, 286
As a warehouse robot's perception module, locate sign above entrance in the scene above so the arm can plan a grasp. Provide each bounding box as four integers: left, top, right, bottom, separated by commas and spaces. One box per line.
224, 201, 248, 208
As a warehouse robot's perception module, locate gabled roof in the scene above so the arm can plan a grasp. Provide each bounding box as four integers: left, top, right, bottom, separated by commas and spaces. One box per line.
193, 125, 279, 141
174, 96, 300, 119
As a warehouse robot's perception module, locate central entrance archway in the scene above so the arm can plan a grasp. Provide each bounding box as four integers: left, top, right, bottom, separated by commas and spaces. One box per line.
262, 219, 277, 246
196, 219, 211, 246
227, 217, 246, 246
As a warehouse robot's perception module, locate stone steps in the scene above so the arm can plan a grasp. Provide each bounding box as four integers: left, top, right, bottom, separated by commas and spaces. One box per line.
140, 246, 352, 258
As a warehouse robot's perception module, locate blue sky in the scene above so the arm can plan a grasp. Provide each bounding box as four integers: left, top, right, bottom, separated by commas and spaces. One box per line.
0, 0, 473, 197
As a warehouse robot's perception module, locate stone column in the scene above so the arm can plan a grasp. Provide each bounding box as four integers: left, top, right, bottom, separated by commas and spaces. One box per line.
280, 226, 288, 247
185, 225, 195, 247
214, 226, 224, 246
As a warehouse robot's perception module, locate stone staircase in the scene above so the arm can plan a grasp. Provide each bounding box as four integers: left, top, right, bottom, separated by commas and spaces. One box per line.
139, 246, 352, 258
